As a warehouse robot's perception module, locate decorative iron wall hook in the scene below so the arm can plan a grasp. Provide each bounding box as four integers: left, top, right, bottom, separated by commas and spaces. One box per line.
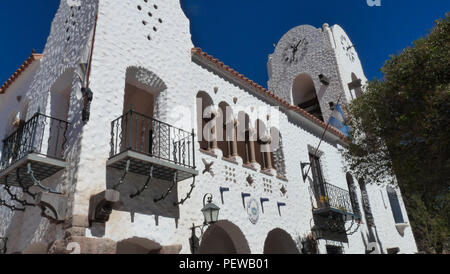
16, 167, 36, 199
112, 159, 130, 190
301, 162, 311, 181
219, 187, 229, 205
277, 202, 286, 216
4, 176, 35, 207
0, 197, 25, 212
174, 176, 196, 206
130, 165, 154, 199
0, 237, 8, 254
26, 163, 62, 194
154, 171, 178, 203
241, 193, 251, 209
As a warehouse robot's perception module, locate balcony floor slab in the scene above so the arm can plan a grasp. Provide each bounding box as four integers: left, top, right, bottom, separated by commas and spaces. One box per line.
0, 153, 66, 187
107, 150, 198, 182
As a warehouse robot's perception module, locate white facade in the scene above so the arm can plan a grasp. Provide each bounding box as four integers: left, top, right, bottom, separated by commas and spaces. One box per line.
0, 0, 417, 254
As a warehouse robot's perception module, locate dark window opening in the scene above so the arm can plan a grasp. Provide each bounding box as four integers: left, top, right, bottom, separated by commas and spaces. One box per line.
310, 153, 326, 199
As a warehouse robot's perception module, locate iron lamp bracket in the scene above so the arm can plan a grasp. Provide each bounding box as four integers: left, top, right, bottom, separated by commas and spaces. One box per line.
301, 162, 311, 181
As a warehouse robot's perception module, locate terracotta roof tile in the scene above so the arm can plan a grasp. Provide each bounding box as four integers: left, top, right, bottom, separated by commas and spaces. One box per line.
191, 47, 347, 141
0, 53, 42, 94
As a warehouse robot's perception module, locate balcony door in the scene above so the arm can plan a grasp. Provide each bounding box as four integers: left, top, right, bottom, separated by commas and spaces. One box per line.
309, 153, 326, 201
122, 83, 156, 155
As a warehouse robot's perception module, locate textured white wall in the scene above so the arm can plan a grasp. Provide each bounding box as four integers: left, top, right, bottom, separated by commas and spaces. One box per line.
329, 24, 369, 103
0, 0, 418, 254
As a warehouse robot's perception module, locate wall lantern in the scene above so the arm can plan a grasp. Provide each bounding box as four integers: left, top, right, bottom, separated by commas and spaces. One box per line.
190, 193, 220, 254
201, 194, 220, 225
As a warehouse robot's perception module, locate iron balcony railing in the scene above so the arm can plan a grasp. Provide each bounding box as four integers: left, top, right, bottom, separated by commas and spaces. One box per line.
109, 110, 196, 170
314, 182, 354, 215
0, 113, 69, 171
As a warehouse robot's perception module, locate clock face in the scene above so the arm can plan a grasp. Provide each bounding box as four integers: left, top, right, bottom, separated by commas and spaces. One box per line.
340, 35, 355, 63
281, 38, 308, 65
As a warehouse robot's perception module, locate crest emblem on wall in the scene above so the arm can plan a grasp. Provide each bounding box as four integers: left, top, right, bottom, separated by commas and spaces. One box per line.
247, 198, 260, 225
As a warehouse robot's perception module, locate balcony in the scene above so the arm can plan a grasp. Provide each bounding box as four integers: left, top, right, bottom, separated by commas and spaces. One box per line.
0, 113, 69, 187
313, 182, 359, 221
107, 110, 198, 183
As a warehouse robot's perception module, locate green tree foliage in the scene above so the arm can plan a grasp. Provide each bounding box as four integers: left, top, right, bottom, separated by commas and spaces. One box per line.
343, 14, 449, 253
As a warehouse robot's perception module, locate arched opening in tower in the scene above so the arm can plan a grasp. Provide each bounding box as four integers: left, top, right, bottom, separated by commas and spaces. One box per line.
292, 73, 323, 122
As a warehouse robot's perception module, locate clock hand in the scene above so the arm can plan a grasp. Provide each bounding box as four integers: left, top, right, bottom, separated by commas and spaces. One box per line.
295, 38, 305, 49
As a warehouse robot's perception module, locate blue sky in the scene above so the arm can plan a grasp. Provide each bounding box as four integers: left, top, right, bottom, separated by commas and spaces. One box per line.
1, 0, 448, 88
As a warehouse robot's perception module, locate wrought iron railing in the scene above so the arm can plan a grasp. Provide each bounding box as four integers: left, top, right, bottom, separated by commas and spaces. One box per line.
0, 113, 69, 171
110, 110, 196, 169
315, 182, 354, 215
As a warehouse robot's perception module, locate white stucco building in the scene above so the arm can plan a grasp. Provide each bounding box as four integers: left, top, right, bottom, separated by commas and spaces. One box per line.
0, 0, 417, 254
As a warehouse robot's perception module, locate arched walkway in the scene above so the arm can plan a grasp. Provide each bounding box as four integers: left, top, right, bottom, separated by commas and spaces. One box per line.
263, 228, 300, 254
199, 220, 251, 254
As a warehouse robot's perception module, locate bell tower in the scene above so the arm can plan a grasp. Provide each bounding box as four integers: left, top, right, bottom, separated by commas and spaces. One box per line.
267, 23, 367, 123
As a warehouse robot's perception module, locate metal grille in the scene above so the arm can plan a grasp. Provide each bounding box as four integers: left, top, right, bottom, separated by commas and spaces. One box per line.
110, 110, 195, 170
0, 113, 69, 172
315, 182, 354, 215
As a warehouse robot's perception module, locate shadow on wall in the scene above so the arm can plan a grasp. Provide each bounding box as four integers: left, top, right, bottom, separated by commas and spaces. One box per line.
1, 62, 90, 253
93, 167, 181, 238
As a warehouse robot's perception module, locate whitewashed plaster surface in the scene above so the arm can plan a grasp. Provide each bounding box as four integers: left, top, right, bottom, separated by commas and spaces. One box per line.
0, 0, 418, 254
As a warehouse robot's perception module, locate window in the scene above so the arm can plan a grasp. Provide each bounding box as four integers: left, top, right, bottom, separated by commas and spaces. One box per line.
387, 187, 405, 224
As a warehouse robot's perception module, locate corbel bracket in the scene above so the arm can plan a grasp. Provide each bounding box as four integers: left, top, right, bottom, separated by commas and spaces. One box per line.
35, 192, 68, 222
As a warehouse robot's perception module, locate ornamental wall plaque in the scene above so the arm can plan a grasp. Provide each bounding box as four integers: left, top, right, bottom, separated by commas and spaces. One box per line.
247, 198, 260, 225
